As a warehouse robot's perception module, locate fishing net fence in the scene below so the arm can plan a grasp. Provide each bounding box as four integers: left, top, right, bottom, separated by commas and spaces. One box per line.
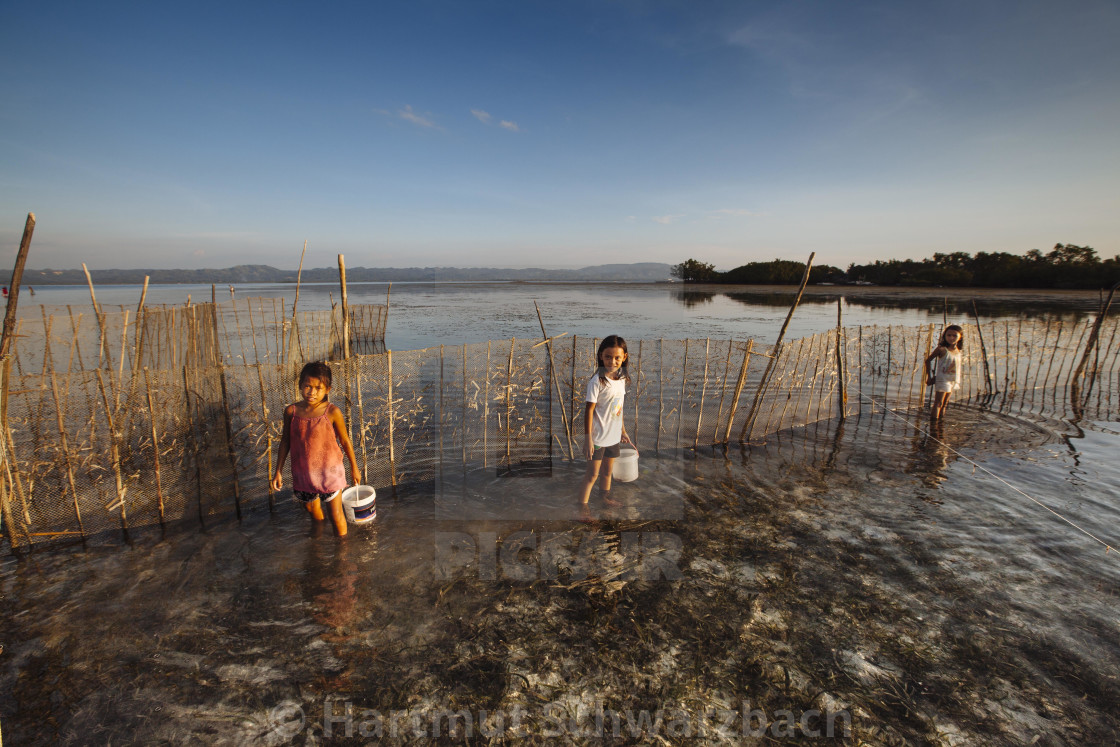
5, 298, 387, 374
2, 317, 1118, 550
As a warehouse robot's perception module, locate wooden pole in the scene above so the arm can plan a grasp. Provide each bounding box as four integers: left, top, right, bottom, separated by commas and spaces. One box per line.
338, 254, 351, 359
633, 339, 642, 447
971, 300, 994, 395
484, 341, 491, 469
355, 364, 369, 482
712, 338, 733, 443
505, 337, 515, 469
534, 301, 574, 460
656, 338, 664, 453
836, 299, 846, 420
82, 262, 112, 370
0, 213, 35, 360
1071, 281, 1119, 387
218, 366, 242, 519
742, 252, 815, 441
693, 338, 709, 448
182, 366, 204, 525
255, 364, 276, 510
133, 276, 150, 367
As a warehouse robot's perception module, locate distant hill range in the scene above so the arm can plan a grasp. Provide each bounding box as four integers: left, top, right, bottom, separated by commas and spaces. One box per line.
3, 262, 674, 285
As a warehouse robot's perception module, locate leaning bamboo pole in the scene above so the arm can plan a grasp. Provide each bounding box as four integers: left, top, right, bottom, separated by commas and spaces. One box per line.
711, 337, 733, 443
182, 366, 204, 525
675, 339, 689, 448
82, 263, 111, 370
217, 365, 243, 519
722, 340, 754, 443
656, 338, 664, 453
1070, 281, 1120, 388
535, 301, 574, 460
339, 254, 351, 359
387, 350, 398, 486
633, 339, 643, 447
694, 338, 710, 448
972, 301, 993, 395
0, 212, 36, 360
505, 338, 515, 468
484, 341, 491, 469
741, 252, 814, 441
836, 299, 846, 420
287, 240, 308, 363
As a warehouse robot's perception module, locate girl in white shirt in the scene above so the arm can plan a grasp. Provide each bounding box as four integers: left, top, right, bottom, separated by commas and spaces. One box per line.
578, 335, 635, 513
925, 325, 963, 420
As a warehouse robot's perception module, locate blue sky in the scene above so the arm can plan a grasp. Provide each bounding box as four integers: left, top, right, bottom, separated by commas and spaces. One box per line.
2, 0, 1118, 271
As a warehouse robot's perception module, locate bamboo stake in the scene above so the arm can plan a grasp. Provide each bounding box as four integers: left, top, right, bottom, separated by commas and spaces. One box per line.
95, 369, 129, 536
883, 326, 892, 411
971, 301, 993, 395
355, 364, 369, 481
0, 212, 35, 360
505, 338, 515, 469
723, 340, 754, 443
920, 324, 933, 409
657, 338, 664, 453
836, 299, 847, 419
338, 254, 351, 359
142, 368, 167, 525
1071, 281, 1119, 387
484, 341, 491, 469
712, 338, 733, 443
253, 363, 276, 511
387, 350, 397, 485
182, 366, 204, 525
741, 252, 815, 441
633, 339, 642, 447
82, 262, 111, 370
569, 335, 577, 441
439, 345, 445, 478
217, 365, 242, 519
534, 301, 574, 460
287, 240, 308, 363
694, 339, 709, 448
461, 344, 468, 467
48, 373, 85, 538
858, 325, 864, 415
133, 276, 149, 368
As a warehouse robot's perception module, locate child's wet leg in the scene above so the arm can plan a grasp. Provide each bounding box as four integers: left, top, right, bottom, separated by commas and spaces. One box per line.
599, 458, 621, 506
579, 461, 601, 506
326, 495, 347, 537
306, 497, 326, 521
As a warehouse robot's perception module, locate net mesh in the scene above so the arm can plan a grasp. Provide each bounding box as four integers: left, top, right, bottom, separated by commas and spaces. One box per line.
2, 316, 1118, 549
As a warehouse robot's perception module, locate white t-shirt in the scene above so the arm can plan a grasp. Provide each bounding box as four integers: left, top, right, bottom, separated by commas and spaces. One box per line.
585, 373, 626, 447
933, 348, 961, 389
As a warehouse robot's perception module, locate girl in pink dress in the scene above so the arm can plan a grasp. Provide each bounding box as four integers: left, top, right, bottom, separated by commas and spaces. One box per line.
271, 361, 361, 536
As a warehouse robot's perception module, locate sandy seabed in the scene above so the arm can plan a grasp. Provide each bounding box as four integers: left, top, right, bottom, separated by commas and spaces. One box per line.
2, 406, 1119, 745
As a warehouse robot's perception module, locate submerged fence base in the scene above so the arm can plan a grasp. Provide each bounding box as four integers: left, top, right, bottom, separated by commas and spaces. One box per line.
2, 318, 1117, 551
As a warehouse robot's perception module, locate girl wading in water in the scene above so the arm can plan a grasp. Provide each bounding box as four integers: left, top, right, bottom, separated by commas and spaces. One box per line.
272, 361, 361, 536
926, 325, 964, 420
578, 335, 635, 518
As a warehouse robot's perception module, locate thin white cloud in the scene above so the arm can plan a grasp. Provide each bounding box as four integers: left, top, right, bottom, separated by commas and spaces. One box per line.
399, 105, 438, 129
471, 109, 492, 123
499, 120, 520, 132
653, 214, 684, 225
709, 208, 757, 218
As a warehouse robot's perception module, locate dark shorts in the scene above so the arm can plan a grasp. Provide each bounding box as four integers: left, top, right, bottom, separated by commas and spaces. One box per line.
591, 443, 621, 460
294, 489, 340, 504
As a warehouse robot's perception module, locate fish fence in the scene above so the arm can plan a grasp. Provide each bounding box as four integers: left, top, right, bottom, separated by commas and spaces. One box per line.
1, 317, 1117, 551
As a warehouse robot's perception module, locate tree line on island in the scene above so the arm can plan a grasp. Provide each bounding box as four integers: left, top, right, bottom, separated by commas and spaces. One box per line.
672, 244, 1120, 289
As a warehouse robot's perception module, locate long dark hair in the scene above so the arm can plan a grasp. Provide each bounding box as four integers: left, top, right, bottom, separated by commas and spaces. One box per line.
938, 325, 964, 351
298, 361, 333, 399
596, 335, 630, 386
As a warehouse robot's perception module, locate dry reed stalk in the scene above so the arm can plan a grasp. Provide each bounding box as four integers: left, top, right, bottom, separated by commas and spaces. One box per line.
758, 343, 794, 437
505, 338, 515, 468
857, 325, 865, 414
142, 368, 167, 525
771, 336, 808, 435
789, 333, 817, 428
694, 338, 710, 448
287, 241, 308, 363
217, 365, 242, 519
439, 346, 445, 477
535, 301, 573, 459
461, 345, 468, 467
254, 363, 276, 511
95, 368, 130, 535
569, 336, 577, 442
883, 326, 892, 410
387, 350, 398, 485
1061, 319, 1092, 389
722, 339, 754, 443
134, 277, 149, 369
798, 334, 823, 427
115, 310, 130, 411
82, 262, 111, 370
48, 372, 85, 538
919, 324, 933, 409
484, 341, 491, 469
182, 366, 204, 524
711, 338, 733, 443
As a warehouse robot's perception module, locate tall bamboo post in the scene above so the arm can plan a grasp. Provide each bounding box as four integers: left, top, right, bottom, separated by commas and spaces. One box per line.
95, 369, 130, 536
133, 276, 150, 368
971, 300, 993, 395
355, 364, 369, 481
49, 373, 85, 538
920, 323, 933, 408
1070, 281, 1119, 389
883, 326, 893, 409
142, 368, 167, 526
287, 240, 308, 363
633, 339, 643, 447
836, 299, 847, 419
742, 253, 815, 441
534, 301, 574, 459
387, 350, 397, 486
484, 341, 491, 469
569, 335, 577, 441
438, 345, 445, 478
461, 344, 468, 467
0, 212, 35, 361
656, 338, 664, 453
338, 254, 351, 359
255, 364, 276, 510
723, 340, 754, 443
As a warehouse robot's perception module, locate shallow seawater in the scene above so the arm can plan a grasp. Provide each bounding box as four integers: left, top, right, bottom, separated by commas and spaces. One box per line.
2, 405, 1119, 745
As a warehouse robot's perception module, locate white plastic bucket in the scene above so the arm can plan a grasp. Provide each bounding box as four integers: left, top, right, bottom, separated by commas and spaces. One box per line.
612, 444, 639, 482
340, 485, 377, 524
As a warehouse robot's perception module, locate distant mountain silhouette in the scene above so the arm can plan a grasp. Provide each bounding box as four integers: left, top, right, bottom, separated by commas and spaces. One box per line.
4, 262, 674, 285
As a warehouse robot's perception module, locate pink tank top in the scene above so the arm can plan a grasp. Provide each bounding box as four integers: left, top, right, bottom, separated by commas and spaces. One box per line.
289, 408, 347, 494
